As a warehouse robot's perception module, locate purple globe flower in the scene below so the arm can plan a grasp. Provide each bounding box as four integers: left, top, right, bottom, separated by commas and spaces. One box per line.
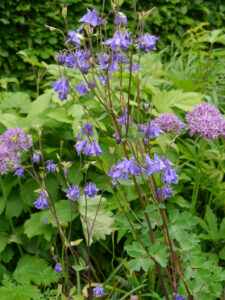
0, 144, 20, 175
66, 184, 81, 202
65, 30, 81, 47
79, 8, 103, 27
84, 182, 100, 197
155, 114, 186, 134
55, 263, 62, 273
14, 168, 24, 178
104, 30, 132, 51
34, 191, 49, 210
83, 140, 103, 156
32, 151, 41, 164
51, 78, 69, 101
75, 81, 89, 96
46, 160, 56, 172
157, 185, 173, 200
0, 127, 32, 152
93, 285, 104, 297
136, 33, 159, 52
115, 12, 127, 25
186, 103, 225, 140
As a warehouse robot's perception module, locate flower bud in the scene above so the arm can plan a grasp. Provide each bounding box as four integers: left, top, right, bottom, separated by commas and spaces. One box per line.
61, 221, 69, 229
84, 24, 93, 36
62, 5, 67, 19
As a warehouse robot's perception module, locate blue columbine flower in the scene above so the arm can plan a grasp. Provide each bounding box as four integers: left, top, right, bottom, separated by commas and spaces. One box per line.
57, 51, 67, 65
83, 140, 103, 156
120, 157, 141, 175
75, 140, 88, 155
65, 54, 76, 68
66, 184, 81, 202
51, 78, 70, 101
161, 166, 179, 185
115, 12, 127, 25
32, 151, 41, 164
80, 122, 94, 137
93, 285, 104, 297
79, 8, 103, 27
125, 61, 142, 72
145, 154, 166, 175
173, 293, 186, 300
84, 182, 100, 197
65, 30, 81, 47
75, 81, 89, 96
55, 263, 62, 273
117, 108, 132, 126
34, 191, 49, 210
14, 168, 24, 177
140, 122, 163, 138
157, 185, 173, 200
104, 30, 132, 51
97, 74, 109, 85
136, 33, 159, 52
46, 160, 56, 172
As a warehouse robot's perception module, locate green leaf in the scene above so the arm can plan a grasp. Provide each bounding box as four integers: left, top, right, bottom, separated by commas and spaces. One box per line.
149, 242, 168, 267
205, 206, 219, 240
0, 196, 5, 214
14, 255, 57, 286
48, 108, 73, 124
0, 233, 8, 252
219, 246, 225, 260
1, 92, 30, 113
27, 93, 51, 120
79, 195, 114, 244
128, 257, 150, 272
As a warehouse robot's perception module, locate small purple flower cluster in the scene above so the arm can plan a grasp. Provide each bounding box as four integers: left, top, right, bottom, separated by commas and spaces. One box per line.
186, 103, 225, 140
155, 114, 186, 134
51, 78, 70, 101
0, 128, 32, 175
109, 154, 178, 200
75, 122, 103, 156
66, 182, 99, 202
93, 285, 104, 298
55, 263, 63, 273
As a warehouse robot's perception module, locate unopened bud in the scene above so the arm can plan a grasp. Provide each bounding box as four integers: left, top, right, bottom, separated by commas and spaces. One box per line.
84, 24, 93, 36
61, 221, 69, 229
61, 161, 72, 169
45, 25, 57, 31
114, 0, 124, 7
62, 5, 67, 19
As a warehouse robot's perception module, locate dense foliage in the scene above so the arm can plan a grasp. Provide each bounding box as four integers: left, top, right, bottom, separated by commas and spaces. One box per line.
0, 1, 225, 300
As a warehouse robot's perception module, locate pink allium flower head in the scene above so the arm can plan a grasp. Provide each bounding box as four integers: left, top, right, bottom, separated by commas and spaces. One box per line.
185, 103, 225, 140
0, 127, 32, 152
155, 114, 186, 134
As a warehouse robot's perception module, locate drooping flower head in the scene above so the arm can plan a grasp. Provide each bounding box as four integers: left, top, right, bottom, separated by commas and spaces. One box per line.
75, 81, 89, 96
185, 103, 225, 140
117, 108, 132, 126
84, 182, 100, 197
173, 293, 186, 300
51, 78, 70, 101
140, 122, 163, 139
83, 140, 103, 156
34, 191, 49, 210
57, 51, 67, 65
80, 122, 94, 137
79, 8, 103, 27
46, 160, 56, 172
136, 33, 159, 52
65, 30, 81, 47
157, 185, 173, 200
14, 168, 24, 178
93, 285, 104, 297
55, 263, 62, 273
115, 12, 127, 25
32, 151, 41, 164
66, 184, 81, 202
155, 114, 186, 134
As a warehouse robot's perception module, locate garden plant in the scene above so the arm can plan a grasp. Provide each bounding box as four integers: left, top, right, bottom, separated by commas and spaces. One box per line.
0, 1, 225, 300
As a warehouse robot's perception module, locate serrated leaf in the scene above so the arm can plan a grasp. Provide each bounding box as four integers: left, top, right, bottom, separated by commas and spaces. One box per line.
128, 257, 150, 272
149, 242, 168, 267
205, 206, 219, 240
79, 195, 114, 245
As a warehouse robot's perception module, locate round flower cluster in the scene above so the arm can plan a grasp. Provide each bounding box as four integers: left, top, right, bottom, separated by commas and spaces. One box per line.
186, 103, 225, 140
155, 114, 186, 134
0, 128, 32, 175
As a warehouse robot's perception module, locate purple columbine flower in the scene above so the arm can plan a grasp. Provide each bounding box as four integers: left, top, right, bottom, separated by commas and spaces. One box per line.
65, 54, 76, 68
117, 108, 132, 126
79, 8, 103, 27
186, 103, 225, 140
173, 293, 186, 300
51, 78, 70, 101
140, 122, 163, 138
32, 151, 41, 163
108, 166, 129, 180
125, 61, 142, 72
93, 285, 104, 297
115, 12, 127, 25
155, 114, 186, 134
34, 191, 49, 210
14, 168, 24, 178
145, 154, 166, 175
80, 122, 94, 137
55, 263, 62, 273
120, 157, 141, 175
97, 53, 110, 69
157, 185, 173, 200
84, 182, 100, 197
43, 217, 48, 224
104, 30, 132, 51
46, 160, 56, 172
65, 30, 81, 47
136, 33, 159, 52
75, 81, 89, 96
88, 80, 96, 89
66, 184, 81, 202
75, 139, 88, 155
83, 140, 103, 156
161, 166, 179, 185
57, 51, 67, 65
97, 74, 109, 85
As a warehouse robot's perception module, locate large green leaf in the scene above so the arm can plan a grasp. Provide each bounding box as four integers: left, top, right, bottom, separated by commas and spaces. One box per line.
149, 242, 168, 267
79, 195, 114, 244
26, 93, 51, 120
0, 232, 8, 253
